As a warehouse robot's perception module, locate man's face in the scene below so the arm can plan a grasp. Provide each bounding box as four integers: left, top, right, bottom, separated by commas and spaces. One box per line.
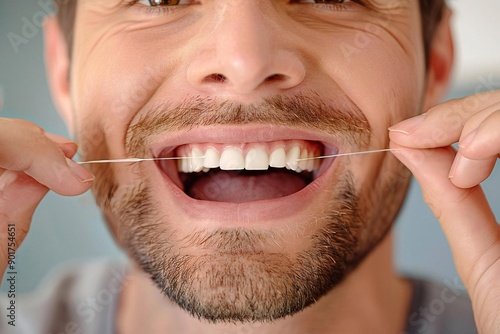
69, 0, 425, 322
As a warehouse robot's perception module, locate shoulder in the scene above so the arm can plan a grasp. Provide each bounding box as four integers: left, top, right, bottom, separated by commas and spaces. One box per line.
0, 259, 129, 334
403, 277, 478, 334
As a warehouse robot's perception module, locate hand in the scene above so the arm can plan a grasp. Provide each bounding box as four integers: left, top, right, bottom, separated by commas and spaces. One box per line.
0, 118, 94, 279
389, 90, 500, 333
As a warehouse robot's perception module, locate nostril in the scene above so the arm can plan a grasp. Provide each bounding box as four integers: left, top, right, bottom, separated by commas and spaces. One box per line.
265, 74, 287, 82
204, 73, 285, 85
204, 73, 227, 83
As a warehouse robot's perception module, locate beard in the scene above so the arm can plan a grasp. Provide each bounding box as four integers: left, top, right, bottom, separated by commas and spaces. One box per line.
116, 173, 365, 323
80, 93, 410, 323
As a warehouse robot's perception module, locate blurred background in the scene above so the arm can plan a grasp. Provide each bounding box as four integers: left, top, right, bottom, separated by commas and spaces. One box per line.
0, 1, 499, 294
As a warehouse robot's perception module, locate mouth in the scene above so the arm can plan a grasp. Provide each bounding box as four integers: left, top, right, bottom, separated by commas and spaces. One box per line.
153, 129, 338, 204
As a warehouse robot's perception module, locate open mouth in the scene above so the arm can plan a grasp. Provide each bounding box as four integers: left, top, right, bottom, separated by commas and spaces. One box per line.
157, 140, 337, 203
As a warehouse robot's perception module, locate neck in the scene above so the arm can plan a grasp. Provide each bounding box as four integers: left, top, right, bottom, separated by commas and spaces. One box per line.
116, 232, 412, 334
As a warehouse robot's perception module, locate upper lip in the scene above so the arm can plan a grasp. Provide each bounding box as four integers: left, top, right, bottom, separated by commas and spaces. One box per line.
150, 125, 342, 158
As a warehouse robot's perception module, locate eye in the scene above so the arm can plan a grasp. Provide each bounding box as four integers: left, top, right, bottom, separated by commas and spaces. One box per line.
137, 0, 187, 6
289, 0, 366, 11
294, 0, 352, 3
131, 0, 195, 15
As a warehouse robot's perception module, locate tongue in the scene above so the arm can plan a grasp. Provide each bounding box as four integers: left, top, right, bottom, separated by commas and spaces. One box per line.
187, 170, 308, 202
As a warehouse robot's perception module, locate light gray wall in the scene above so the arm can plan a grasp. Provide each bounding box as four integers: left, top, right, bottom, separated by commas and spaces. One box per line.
0, 1, 499, 294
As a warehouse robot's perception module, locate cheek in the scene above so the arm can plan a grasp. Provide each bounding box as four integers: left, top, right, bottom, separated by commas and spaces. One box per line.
337, 50, 424, 147
336, 49, 422, 186
71, 33, 172, 159
309, 20, 425, 185
312, 22, 425, 147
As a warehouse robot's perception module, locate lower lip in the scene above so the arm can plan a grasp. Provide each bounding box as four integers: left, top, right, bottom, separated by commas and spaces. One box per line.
152, 157, 338, 226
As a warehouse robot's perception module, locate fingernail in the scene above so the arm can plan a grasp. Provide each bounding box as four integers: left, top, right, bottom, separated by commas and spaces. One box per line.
389, 114, 427, 135
449, 154, 462, 179
66, 158, 95, 183
458, 130, 477, 149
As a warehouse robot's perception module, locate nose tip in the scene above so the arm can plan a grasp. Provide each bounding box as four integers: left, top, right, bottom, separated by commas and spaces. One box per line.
188, 49, 306, 95
188, 50, 305, 94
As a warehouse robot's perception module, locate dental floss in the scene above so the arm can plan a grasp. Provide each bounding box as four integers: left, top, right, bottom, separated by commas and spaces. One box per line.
296, 148, 398, 162
76, 149, 397, 165
76, 156, 204, 165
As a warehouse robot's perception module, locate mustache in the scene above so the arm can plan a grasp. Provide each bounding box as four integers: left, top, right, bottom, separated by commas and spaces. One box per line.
125, 92, 371, 157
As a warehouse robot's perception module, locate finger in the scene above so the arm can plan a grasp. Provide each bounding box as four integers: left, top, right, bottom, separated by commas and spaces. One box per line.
389, 95, 500, 149
0, 170, 49, 274
0, 119, 94, 196
449, 153, 496, 188
449, 109, 500, 188
459, 109, 500, 160
389, 142, 498, 288
45, 132, 78, 158
0, 170, 48, 226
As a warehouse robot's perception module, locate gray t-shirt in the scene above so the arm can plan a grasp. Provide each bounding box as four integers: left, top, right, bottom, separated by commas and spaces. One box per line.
0, 261, 477, 334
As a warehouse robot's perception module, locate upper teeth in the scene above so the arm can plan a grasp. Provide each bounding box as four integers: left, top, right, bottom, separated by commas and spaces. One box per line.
177, 145, 320, 173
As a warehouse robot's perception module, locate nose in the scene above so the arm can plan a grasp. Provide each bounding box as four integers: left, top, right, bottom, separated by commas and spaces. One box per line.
187, 3, 305, 96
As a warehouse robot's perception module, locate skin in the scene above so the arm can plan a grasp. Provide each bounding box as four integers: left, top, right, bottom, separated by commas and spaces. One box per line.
0, 0, 498, 333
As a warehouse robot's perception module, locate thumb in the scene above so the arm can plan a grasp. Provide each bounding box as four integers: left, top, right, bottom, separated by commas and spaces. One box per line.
389, 142, 498, 288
